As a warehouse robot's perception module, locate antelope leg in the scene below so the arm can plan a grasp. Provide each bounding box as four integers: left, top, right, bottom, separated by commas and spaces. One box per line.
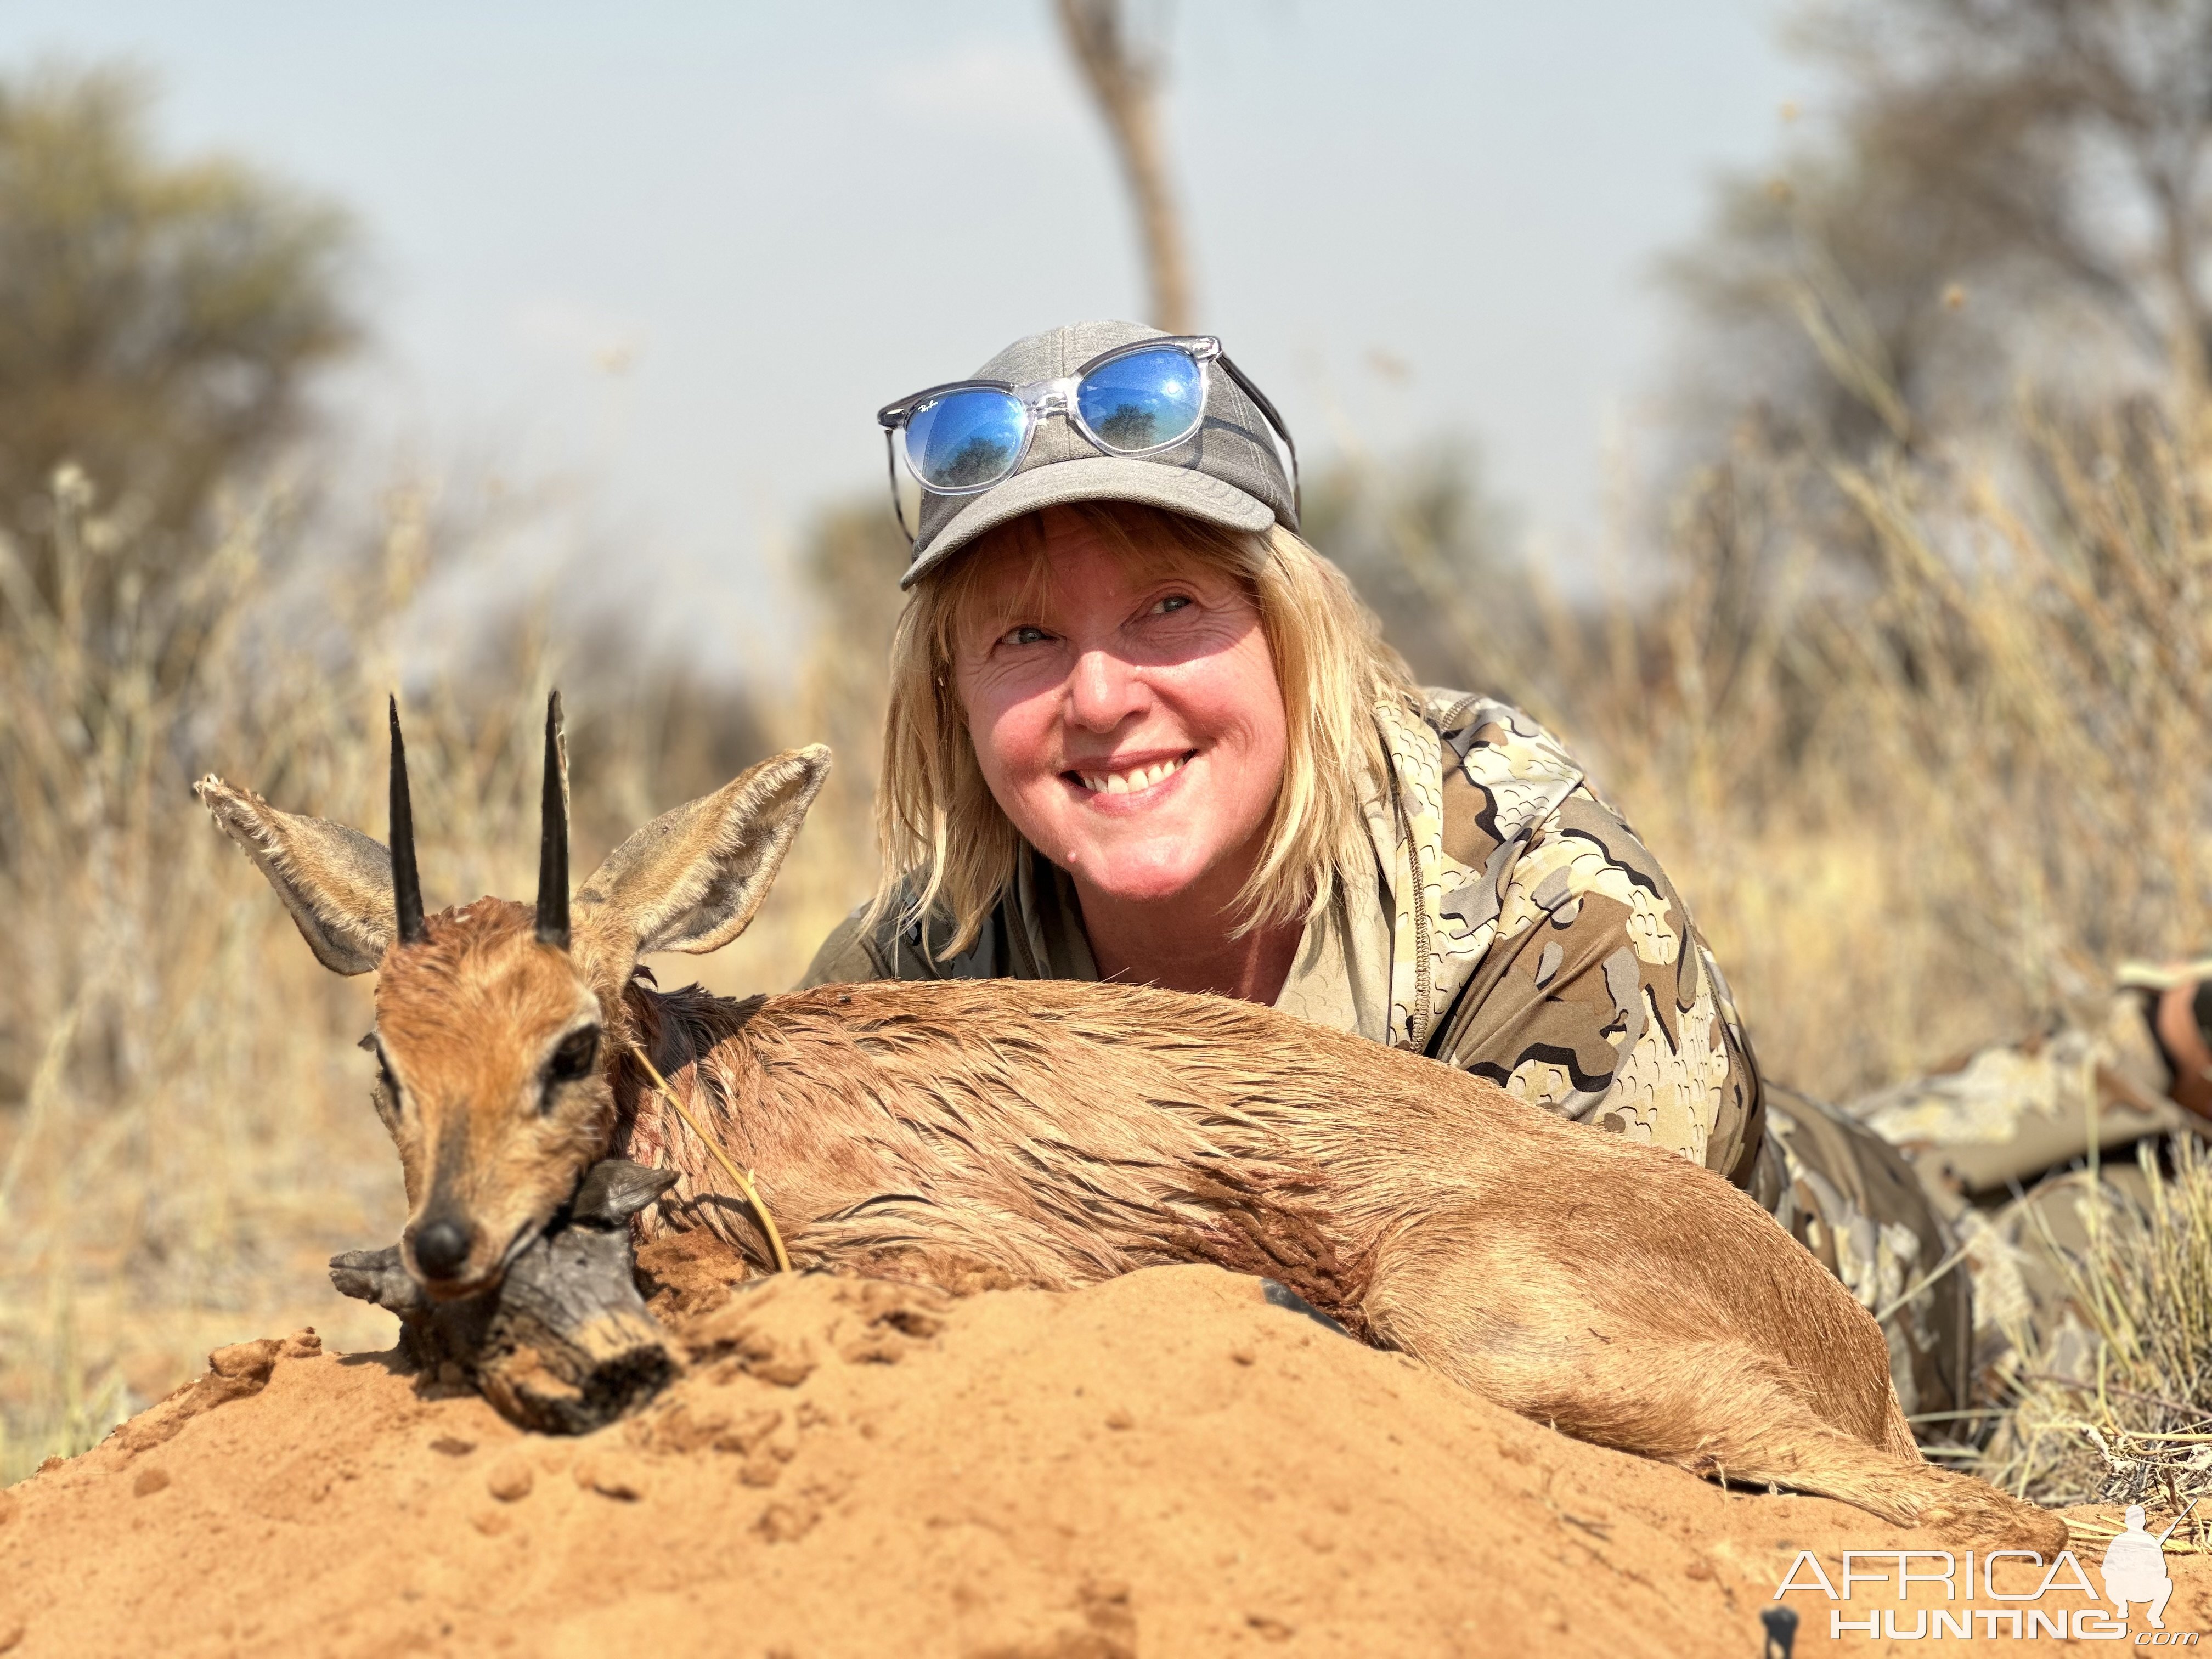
1359, 1207, 2064, 1550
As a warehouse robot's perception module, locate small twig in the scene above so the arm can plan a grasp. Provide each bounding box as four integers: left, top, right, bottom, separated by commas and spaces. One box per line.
626, 1041, 791, 1274
1873, 1237, 1971, 1325
1908, 1407, 2020, 1422
2021, 1373, 2205, 1417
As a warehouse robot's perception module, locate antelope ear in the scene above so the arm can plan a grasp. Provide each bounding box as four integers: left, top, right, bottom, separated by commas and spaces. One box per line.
194, 776, 397, 975
575, 746, 831, 956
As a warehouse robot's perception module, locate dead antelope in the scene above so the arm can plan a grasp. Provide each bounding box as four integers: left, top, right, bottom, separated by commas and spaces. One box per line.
195, 696, 2061, 1548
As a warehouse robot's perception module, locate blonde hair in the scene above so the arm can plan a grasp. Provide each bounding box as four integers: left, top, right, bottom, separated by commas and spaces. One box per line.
875, 500, 1419, 956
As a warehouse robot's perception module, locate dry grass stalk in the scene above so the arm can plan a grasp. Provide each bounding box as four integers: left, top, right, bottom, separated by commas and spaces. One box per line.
1971, 1139, 2212, 1511
0, 475, 868, 1481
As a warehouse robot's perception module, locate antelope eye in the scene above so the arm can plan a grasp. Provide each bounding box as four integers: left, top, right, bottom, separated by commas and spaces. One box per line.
367, 1040, 403, 1110
548, 1027, 600, 1085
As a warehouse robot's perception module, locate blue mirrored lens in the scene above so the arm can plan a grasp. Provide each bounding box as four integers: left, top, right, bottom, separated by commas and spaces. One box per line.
1076, 349, 1205, 452
904, 389, 1028, 489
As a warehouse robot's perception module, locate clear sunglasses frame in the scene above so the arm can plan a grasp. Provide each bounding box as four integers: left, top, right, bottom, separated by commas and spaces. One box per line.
875, 334, 1300, 545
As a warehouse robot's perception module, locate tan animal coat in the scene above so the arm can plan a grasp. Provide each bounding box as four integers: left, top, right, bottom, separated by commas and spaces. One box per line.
196, 716, 2062, 1549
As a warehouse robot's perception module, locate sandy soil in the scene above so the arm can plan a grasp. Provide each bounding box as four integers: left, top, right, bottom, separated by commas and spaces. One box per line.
0, 1248, 2192, 1658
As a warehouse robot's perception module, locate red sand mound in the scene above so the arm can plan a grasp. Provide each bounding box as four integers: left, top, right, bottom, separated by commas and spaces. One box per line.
0, 1260, 2186, 1657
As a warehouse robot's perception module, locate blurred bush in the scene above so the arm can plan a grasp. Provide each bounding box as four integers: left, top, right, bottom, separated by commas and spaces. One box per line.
1300, 444, 1538, 697
0, 64, 356, 665
0, 462, 826, 1481
1663, 0, 2212, 469
0, 70, 803, 1480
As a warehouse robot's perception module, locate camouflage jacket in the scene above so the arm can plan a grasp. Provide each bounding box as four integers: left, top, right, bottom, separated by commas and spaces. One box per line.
802, 691, 1767, 1188
1833, 988, 2211, 1409
1845, 990, 2199, 1199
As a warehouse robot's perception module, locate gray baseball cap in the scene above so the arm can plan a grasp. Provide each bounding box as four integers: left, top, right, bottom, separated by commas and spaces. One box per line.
895, 318, 1299, 588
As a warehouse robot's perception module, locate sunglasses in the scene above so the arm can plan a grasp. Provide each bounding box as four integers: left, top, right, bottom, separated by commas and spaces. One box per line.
876, 334, 1299, 543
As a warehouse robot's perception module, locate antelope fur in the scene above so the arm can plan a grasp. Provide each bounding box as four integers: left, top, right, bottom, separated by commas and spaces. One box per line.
195, 724, 2062, 1548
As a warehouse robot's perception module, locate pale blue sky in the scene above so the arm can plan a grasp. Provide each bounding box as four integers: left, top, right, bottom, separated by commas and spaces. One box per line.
0, 3, 1802, 663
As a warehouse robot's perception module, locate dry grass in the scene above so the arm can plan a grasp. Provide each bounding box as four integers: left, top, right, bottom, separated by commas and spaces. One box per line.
0, 474, 877, 1482
7, 357, 2212, 1487
1623, 401, 2212, 1100
1341, 388, 2212, 1101
1973, 1137, 2212, 1517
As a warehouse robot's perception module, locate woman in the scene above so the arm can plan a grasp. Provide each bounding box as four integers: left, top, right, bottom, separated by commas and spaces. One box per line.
809, 319, 1962, 1412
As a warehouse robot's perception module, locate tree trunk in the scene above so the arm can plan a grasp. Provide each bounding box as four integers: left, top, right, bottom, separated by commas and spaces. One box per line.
1054, 0, 1195, 334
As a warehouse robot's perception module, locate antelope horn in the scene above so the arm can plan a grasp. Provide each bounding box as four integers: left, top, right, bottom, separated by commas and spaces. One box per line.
536, 689, 570, 949
388, 695, 427, 946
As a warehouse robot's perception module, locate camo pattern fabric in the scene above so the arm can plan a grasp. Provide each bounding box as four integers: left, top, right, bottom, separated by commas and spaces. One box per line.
1754, 1086, 1971, 1420
1843, 992, 2188, 1198
1384, 693, 1763, 1186
1837, 989, 2197, 1401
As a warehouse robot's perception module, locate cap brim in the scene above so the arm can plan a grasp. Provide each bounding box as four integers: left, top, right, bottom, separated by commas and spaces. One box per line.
900, 456, 1277, 589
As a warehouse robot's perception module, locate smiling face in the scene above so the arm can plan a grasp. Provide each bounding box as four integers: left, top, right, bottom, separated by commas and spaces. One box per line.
950, 507, 1289, 911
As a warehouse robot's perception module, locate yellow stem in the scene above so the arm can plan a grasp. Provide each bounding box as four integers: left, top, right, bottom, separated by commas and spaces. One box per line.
625, 1040, 790, 1274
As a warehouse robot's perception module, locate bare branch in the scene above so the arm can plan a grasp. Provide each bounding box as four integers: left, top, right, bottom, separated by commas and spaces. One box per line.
1666, 0, 2212, 466
1053, 0, 1194, 332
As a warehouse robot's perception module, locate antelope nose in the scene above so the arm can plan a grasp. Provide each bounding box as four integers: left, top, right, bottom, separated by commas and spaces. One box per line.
411, 1217, 473, 1281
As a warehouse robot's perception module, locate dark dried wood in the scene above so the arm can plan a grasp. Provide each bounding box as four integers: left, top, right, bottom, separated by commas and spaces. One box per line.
330, 1159, 681, 1434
